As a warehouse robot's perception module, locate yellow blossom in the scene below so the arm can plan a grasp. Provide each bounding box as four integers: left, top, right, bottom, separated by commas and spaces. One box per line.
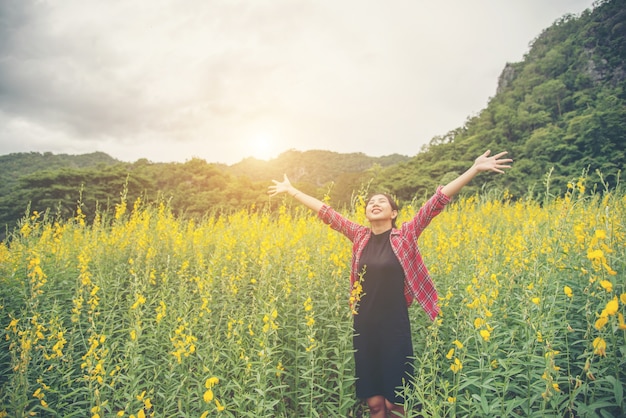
593, 337, 606, 356
599, 280, 613, 292
595, 315, 608, 330
563, 286, 573, 298
480, 329, 491, 341
203, 389, 214, 403
450, 357, 462, 373
131, 294, 146, 310
587, 249, 604, 261
206, 377, 219, 388
605, 297, 618, 316
215, 399, 225, 412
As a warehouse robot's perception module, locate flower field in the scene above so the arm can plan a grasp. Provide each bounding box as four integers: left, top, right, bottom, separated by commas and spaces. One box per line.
1, 181, 625, 417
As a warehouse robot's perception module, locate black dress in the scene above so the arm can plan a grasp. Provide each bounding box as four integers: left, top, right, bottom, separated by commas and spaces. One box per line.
354, 229, 414, 404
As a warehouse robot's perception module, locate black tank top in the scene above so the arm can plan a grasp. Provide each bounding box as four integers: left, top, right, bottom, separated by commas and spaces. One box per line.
355, 229, 409, 331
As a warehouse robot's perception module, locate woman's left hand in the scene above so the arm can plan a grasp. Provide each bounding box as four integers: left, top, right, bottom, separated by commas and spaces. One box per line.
473, 150, 512, 173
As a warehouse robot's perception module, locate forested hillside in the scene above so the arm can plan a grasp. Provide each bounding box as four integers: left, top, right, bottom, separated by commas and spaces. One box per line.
0, 151, 119, 198
372, 0, 625, 200
1, 0, 624, 233
0, 150, 405, 233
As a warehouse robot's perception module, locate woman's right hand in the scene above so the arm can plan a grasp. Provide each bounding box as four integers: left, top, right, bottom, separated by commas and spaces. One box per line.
268, 174, 293, 197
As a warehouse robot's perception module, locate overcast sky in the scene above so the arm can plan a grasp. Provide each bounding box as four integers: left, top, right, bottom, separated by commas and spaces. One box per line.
0, 0, 596, 165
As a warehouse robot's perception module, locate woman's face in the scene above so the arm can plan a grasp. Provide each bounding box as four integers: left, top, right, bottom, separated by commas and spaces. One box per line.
365, 194, 398, 224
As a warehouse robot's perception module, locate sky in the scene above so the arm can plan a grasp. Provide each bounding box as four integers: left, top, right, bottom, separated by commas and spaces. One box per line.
0, 0, 597, 165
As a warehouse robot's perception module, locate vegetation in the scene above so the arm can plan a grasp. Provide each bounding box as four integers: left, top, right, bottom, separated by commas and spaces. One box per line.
371, 0, 625, 201
1, 176, 623, 417
0, 151, 408, 237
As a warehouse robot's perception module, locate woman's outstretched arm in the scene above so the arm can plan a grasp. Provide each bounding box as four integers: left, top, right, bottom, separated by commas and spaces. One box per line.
268, 174, 325, 213
441, 150, 512, 198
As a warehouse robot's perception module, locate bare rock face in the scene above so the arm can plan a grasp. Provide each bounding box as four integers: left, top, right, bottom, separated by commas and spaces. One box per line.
496, 63, 516, 95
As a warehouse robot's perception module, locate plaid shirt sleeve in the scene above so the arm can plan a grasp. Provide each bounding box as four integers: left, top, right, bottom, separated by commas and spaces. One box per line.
395, 186, 451, 320
318, 205, 370, 291
317, 204, 364, 242
404, 186, 451, 238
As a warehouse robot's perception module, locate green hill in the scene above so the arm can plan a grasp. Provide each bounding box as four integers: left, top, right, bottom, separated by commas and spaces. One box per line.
372, 0, 625, 201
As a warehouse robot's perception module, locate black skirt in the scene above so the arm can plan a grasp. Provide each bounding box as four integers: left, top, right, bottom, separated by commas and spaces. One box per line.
354, 230, 414, 404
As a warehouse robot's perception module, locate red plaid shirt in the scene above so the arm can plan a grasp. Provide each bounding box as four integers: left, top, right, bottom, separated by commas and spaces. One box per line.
318, 186, 450, 321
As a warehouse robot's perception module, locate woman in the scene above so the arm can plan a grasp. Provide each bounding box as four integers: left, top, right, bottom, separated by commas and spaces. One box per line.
268, 150, 512, 417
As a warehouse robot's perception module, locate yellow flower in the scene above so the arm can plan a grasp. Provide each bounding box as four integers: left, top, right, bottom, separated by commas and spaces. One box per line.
592, 337, 606, 357
620, 293, 626, 304
480, 329, 491, 341
605, 297, 618, 316
453, 340, 463, 349
599, 280, 613, 292
200, 412, 209, 418
203, 389, 214, 403
618, 313, 626, 330
595, 315, 608, 330
587, 249, 604, 261
446, 348, 454, 360
155, 301, 166, 324
447, 397, 456, 403
450, 357, 462, 373
563, 286, 573, 298
531, 297, 540, 305
206, 377, 219, 388
303, 297, 313, 312
215, 399, 225, 412
131, 294, 146, 310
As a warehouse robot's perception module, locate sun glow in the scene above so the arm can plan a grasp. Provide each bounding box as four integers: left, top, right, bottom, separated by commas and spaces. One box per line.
248, 133, 278, 161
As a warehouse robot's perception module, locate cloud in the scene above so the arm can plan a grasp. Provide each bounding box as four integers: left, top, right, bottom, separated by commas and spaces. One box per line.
0, 0, 596, 163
